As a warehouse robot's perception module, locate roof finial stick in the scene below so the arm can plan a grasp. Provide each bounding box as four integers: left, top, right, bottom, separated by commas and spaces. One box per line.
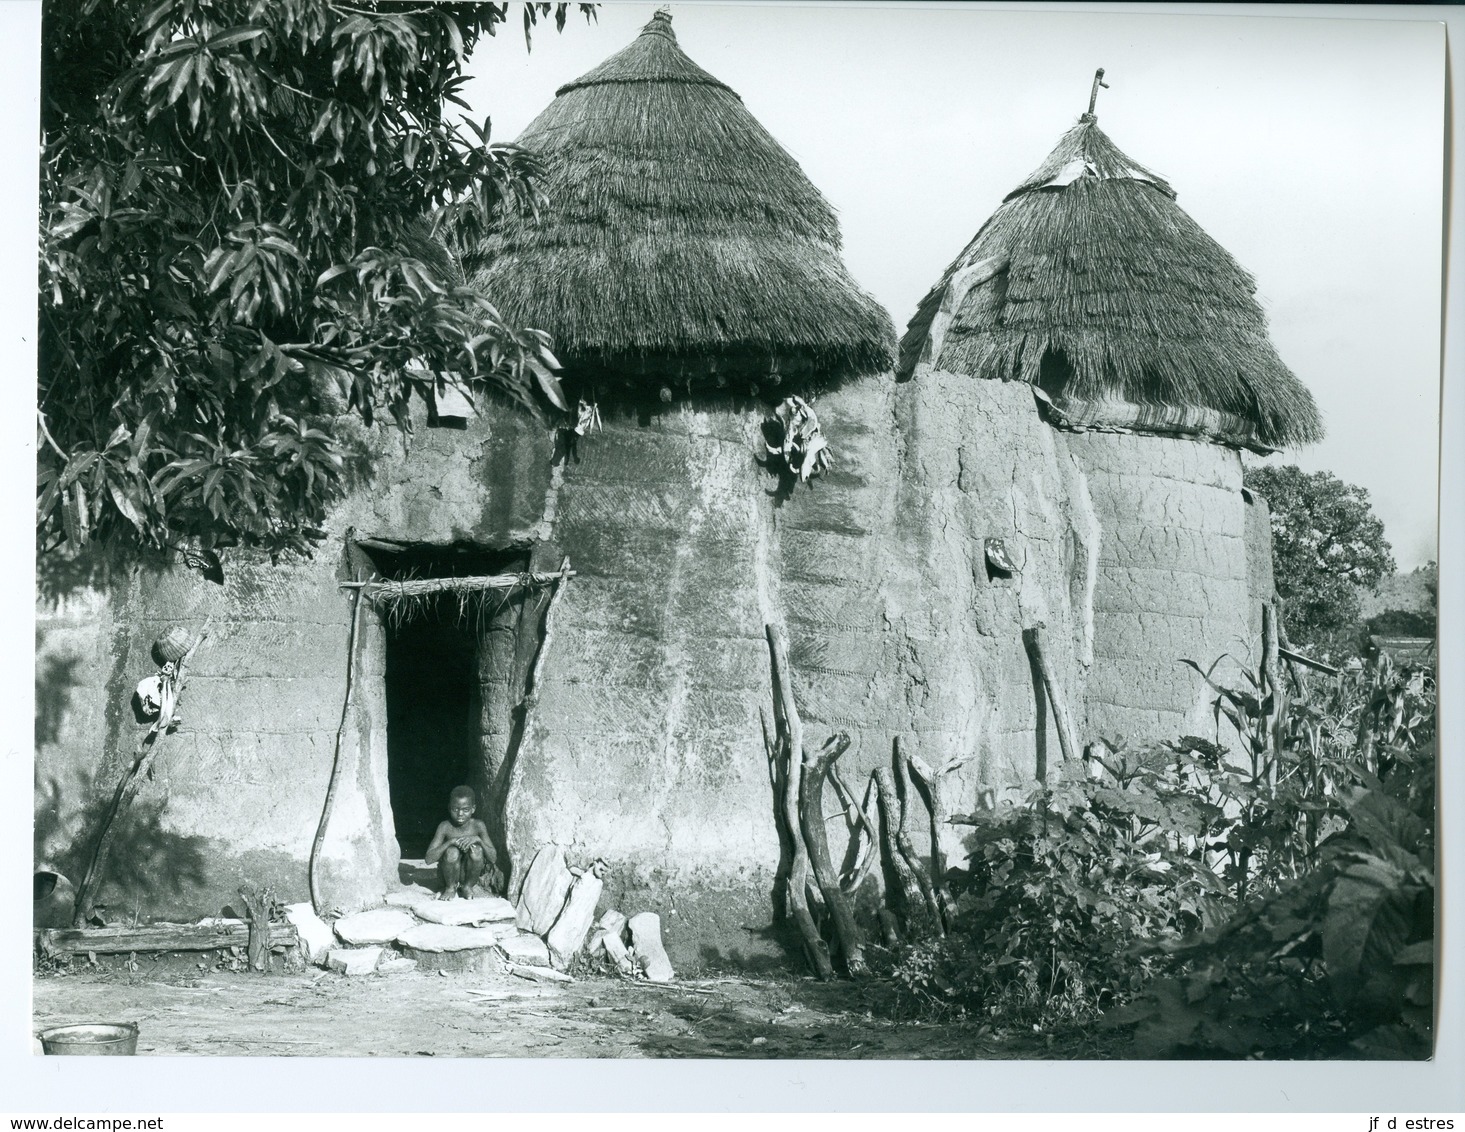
1087, 68, 1109, 118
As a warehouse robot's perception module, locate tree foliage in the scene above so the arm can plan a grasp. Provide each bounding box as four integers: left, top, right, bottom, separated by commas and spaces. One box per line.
1244, 464, 1395, 652
39, 0, 592, 561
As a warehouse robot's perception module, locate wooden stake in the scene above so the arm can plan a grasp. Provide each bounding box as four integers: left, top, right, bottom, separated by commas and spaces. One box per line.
236, 884, 275, 974
874, 765, 934, 938
1261, 602, 1287, 788
765, 624, 832, 981
1025, 623, 1079, 764
904, 748, 965, 931
311, 589, 364, 915
73, 622, 211, 927
832, 768, 898, 946
502, 557, 573, 893
799, 733, 866, 977
894, 738, 945, 933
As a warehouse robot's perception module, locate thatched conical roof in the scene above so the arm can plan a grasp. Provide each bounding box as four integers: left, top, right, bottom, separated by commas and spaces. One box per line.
471, 10, 894, 393
898, 115, 1322, 450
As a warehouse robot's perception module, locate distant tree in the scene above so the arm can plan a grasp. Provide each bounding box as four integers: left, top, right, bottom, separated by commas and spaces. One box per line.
1245, 464, 1396, 651
39, 0, 591, 562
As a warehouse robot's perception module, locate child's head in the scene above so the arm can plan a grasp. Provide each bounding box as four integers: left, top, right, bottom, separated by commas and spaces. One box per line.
448, 786, 476, 824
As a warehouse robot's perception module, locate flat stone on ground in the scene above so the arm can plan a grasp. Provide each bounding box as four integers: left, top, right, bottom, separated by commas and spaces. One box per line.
326, 947, 383, 976
412, 896, 517, 926
334, 908, 418, 946
383, 885, 437, 913
495, 932, 551, 968
395, 923, 513, 953
281, 903, 336, 968
376, 954, 418, 975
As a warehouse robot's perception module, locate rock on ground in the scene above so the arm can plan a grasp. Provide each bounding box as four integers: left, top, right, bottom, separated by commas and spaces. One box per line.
495, 933, 551, 968
628, 912, 675, 983
412, 896, 517, 926
383, 886, 437, 914
395, 923, 514, 953
326, 947, 383, 976
333, 908, 418, 946
516, 846, 573, 935
282, 903, 336, 968
376, 954, 418, 976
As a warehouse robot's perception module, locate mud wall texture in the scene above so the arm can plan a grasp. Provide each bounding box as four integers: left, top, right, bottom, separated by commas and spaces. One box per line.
1058, 430, 1256, 746
35, 552, 396, 921
36, 375, 1275, 968
504, 399, 787, 969
883, 372, 1096, 861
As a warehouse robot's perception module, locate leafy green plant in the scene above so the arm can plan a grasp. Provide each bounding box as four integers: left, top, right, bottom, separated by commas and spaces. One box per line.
1096, 652, 1436, 1058
39, 0, 593, 560
1244, 464, 1395, 652
891, 749, 1231, 1028
1105, 762, 1434, 1058
887, 650, 1435, 1055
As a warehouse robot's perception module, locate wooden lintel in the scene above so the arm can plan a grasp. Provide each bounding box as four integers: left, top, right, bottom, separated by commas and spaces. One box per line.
340, 570, 577, 596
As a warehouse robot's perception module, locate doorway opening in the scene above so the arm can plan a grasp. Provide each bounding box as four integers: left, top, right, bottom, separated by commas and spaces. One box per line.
361, 541, 531, 861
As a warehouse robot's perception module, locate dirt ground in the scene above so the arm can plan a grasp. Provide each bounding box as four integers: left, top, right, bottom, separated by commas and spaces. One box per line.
32, 965, 1055, 1059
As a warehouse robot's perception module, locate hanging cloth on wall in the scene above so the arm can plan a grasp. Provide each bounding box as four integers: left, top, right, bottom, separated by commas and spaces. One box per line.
766, 395, 833, 483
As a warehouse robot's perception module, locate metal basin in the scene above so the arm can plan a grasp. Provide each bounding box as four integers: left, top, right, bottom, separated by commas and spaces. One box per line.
38, 1023, 139, 1055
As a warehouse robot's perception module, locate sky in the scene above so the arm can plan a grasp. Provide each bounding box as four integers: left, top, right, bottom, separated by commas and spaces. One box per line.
461, 2, 1445, 569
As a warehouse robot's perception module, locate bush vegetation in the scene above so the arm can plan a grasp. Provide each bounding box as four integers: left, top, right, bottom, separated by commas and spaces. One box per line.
886, 652, 1436, 1058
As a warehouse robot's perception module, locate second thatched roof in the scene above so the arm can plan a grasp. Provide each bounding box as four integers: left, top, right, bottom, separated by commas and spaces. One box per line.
471, 10, 894, 394
899, 115, 1322, 450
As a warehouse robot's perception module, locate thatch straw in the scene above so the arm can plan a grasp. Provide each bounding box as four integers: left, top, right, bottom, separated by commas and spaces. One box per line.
471, 10, 894, 393
898, 116, 1322, 449
352, 570, 570, 631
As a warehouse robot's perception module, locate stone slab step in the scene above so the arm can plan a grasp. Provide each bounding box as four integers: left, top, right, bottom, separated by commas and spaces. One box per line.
400, 945, 505, 975
334, 908, 418, 946
395, 922, 517, 953
413, 896, 517, 927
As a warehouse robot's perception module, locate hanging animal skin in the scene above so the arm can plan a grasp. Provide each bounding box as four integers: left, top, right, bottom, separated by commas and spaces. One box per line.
766, 395, 833, 483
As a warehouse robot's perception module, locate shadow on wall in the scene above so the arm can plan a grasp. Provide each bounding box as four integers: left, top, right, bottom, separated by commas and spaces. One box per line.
34, 769, 210, 911
36, 541, 131, 605
35, 641, 83, 750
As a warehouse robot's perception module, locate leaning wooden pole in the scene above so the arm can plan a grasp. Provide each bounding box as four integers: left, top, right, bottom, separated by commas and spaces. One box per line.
1026, 623, 1079, 764
894, 738, 945, 933
503, 557, 573, 894
799, 732, 867, 977
831, 767, 897, 946
73, 624, 210, 927
311, 588, 365, 915
873, 765, 934, 938
1260, 602, 1288, 788
765, 623, 833, 981
905, 748, 962, 931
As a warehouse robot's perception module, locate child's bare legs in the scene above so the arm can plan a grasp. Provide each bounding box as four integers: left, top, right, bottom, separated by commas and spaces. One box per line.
458, 843, 486, 898
437, 844, 486, 899
438, 846, 464, 899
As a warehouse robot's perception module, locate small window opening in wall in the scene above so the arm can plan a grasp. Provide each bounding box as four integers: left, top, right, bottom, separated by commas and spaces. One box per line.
360, 540, 530, 861
427, 376, 475, 429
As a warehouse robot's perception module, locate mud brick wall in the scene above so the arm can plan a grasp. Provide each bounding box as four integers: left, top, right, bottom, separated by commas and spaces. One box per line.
1059, 430, 1255, 746
35, 587, 129, 889
35, 378, 1277, 967
768, 377, 904, 813
35, 550, 396, 921
507, 400, 787, 969
886, 372, 1097, 866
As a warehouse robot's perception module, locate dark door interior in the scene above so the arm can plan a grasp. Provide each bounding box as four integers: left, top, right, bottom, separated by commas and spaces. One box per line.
384, 608, 480, 859
364, 540, 530, 861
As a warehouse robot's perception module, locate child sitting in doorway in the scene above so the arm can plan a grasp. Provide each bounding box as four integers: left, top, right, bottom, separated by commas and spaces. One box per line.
424, 786, 498, 899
